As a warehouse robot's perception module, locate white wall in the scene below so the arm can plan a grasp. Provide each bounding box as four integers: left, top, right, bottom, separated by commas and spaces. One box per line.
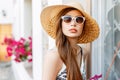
12, 0, 32, 39
12, 0, 24, 40
0, 0, 14, 24
24, 0, 32, 38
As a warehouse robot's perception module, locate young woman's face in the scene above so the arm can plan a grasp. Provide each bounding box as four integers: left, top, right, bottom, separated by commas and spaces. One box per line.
61, 10, 85, 38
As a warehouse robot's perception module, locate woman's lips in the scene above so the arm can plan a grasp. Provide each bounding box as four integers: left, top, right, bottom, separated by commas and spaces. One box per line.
69, 28, 77, 33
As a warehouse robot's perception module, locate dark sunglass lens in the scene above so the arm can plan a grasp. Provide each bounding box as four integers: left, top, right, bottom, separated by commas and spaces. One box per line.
63, 16, 72, 23
76, 17, 84, 23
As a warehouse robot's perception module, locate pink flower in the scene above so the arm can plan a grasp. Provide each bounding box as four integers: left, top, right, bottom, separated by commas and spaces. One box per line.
2, 37, 32, 63
28, 37, 32, 40
90, 74, 102, 80
27, 52, 32, 56
7, 46, 13, 56
30, 41, 32, 49
28, 59, 32, 62
14, 58, 21, 62
20, 37, 26, 42
4, 37, 13, 45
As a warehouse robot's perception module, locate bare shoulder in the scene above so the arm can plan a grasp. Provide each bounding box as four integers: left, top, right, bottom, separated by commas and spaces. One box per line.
82, 47, 89, 56
42, 49, 63, 80
79, 44, 89, 56
80, 45, 90, 60
44, 49, 63, 68
44, 49, 61, 63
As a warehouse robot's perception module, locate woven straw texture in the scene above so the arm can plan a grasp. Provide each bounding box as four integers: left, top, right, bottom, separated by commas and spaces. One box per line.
40, 3, 100, 43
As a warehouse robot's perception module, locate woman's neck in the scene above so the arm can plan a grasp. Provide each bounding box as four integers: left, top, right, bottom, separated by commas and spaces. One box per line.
67, 37, 78, 47
67, 37, 81, 55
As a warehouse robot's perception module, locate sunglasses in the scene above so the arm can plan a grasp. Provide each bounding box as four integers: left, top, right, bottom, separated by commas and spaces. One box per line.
61, 16, 85, 24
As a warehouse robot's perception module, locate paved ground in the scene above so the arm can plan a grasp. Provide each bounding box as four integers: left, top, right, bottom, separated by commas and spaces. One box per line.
0, 62, 15, 80
0, 61, 32, 80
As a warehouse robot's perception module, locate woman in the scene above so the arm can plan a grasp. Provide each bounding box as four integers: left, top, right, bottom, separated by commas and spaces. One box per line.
40, 2, 99, 80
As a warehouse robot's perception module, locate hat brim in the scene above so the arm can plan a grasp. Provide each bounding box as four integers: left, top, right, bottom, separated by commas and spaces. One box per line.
40, 3, 100, 43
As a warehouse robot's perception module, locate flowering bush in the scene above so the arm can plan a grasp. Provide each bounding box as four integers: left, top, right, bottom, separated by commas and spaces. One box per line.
2, 37, 32, 62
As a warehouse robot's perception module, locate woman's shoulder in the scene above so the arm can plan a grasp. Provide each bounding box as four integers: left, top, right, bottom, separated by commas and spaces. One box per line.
44, 48, 60, 60
44, 48, 63, 68
82, 46, 89, 55
42, 48, 63, 79
78, 44, 89, 58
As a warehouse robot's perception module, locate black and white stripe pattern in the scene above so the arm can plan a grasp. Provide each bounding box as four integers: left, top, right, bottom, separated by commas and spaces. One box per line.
56, 69, 67, 80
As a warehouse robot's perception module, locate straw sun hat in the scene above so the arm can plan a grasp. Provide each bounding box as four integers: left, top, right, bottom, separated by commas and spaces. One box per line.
40, 2, 100, 43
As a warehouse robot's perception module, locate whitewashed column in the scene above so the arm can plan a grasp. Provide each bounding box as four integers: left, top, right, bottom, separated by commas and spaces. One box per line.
20, 0, 24, 37
91, 0, 105, 78
12, 0, 24, 40
32, 0, 43, 80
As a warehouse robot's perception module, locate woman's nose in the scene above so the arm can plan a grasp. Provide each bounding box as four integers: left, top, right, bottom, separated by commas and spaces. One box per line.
70, 19, 76, 27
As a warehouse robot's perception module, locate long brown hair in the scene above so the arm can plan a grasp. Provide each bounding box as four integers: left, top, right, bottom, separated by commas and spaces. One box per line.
55, 8, 83, 80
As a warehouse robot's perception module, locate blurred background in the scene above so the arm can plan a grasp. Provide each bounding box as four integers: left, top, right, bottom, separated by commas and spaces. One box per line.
0, 0, 120, 80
